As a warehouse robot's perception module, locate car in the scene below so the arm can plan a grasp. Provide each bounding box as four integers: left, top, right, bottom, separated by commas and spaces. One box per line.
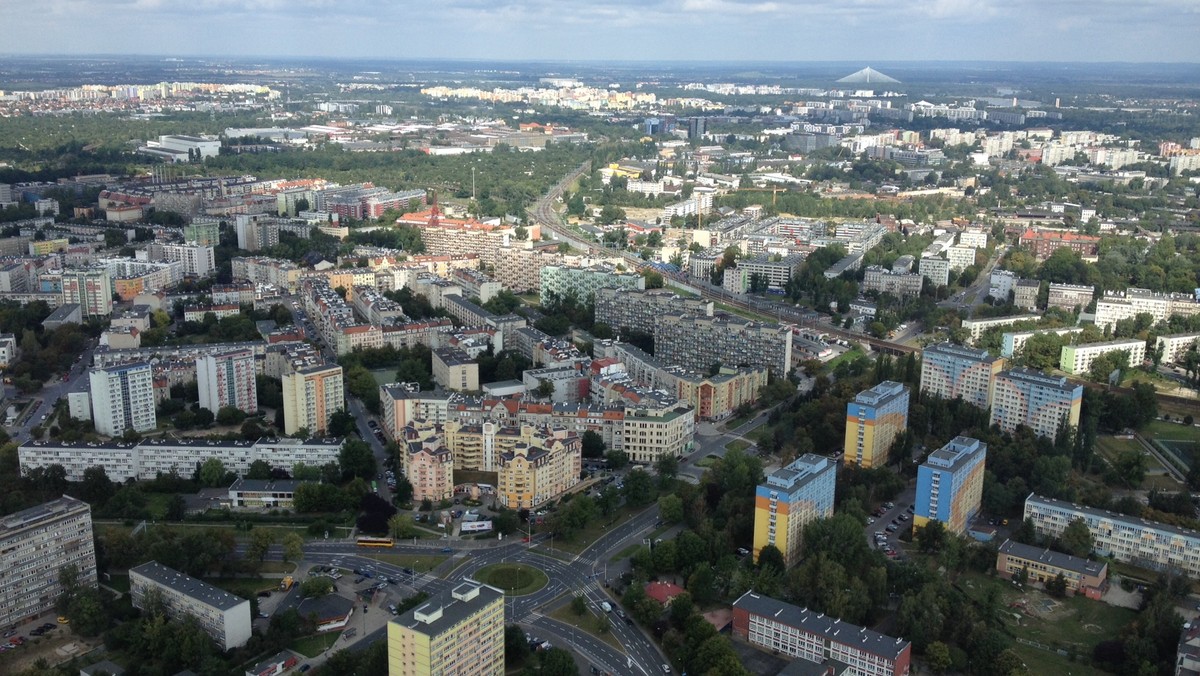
402, 567, 414, 576
616, 609, 626, 619
368, 420, 378, 428
30, 629, 43, 637
886, 524, 898, 532
624, 617, 634, 625
300, 666, 311, 673
874, 531, 885, 538
1, 631, 12, 638
866, 517, 875, 525
662, 664, 671, 673
258, 612, 270, 619
884, 502, 895, 509
257, 591, 271, 597
40, 624, 54, 631
736, 547, 750, 557
441, 547, 453, 553
57, 616, 69, 624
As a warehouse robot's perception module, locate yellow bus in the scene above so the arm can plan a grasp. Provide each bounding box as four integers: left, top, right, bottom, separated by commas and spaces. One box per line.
356, 537, 394, 548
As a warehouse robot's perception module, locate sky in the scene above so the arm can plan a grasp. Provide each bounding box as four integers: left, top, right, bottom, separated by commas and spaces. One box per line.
2, 0, 1200, 63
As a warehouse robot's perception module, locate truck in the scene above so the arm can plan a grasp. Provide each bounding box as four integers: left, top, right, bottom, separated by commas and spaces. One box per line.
279, 575, 295, 591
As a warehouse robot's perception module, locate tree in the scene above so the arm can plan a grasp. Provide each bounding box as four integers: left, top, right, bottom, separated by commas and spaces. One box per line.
505, 625, 531, 667
915, 520, 947, 553
538, 647, 578, 676
388, 513, 418, 539
622, 468, 655, 507
927, 641, 952, 674
282, 532, 304, 563
245, 459, 272, 480
605, 449, 629, 470
757, 544, 786, 574
654, 454, 678, 483
79, 465, 115, 505
658, 494, 683, 524
1059, 517, 1094, 557
300, 576, 333, 598
247, 528, 275, 562
198, 458, 228, 487
216, 406, 247, 426
1045, 572, 1069, 598
535, 379, 555, 399
581, 430, 606, 458
165, 494, 187, 521
339, 439, 377, 480
571, 594, 587, 616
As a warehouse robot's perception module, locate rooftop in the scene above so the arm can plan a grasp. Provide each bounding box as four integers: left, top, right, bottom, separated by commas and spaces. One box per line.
733, 591, 910, 660
392, 581, 502, 637
130, 561, 248, 612
1027, 492, 1200, 542
0, 495, 89, 534
997, 539, 1107, 578
924, 436, 986, 471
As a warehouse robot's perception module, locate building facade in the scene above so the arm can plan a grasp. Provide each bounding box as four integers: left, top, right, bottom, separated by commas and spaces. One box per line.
130, 561, 252, 651
89, 362, 156, 436
843, 381, 910, 469
1046, 283, 1095, 312
919, 343, 1005, 410
282, 364, 344, 436
0, 496, 96, 631
914, 436, 986, 535
593, 288, 713, 335
387, 581, 505, 676
752, 454, 836, 566
1059, 339, 1146, 375
538, 264, 645, 305
995, 539, 1107, 598
197, 348, 259, 415
990, 368, 1082, 439
655, 313, 793, 377
61, 267, 113, 317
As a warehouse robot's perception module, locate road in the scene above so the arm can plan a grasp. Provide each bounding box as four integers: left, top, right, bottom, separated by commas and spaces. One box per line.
7, 337, 99, 444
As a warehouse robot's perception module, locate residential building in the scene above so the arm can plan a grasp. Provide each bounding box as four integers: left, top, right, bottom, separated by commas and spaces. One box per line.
183, 221, 220, 247
946, 246, 976, 273
655, 313, 793, 377
1019, 229, 1100, 260
18, 437, 343, 482
995, 539, 1107, 598
400, 422, 455, 504
824, 252, 864, 280
198, 348, 259, 415
155, 134, 221, 159
1177, 624, 1200, 676
387, 581, 505, 676
732, 591, 912, 676
919, 343, 1005, 410
1024, 493, 1200, 579
918, 256, 949, 287
843, 381, 910, 469
282, 364, 344, 436
235, 215, 280, 252
753, 454, 836, 566
959, 315, 1040, 344
990, 368, 1082, 438
0, 333, 16, 368
61, 267, 112, 317
862, 265, 922, 298
432, 347, 480, 392
130, 562, 252, 651
1157, 333, 1200, 365
988, 269, 1019, 301
594, 288, 713, 335
231, 257, 301, 294
0, 496, 96, 631
914, 437, 986, 535
497, 427, 582, 510
89, 362, 156, 436
738, 253, 805, 290
1095, 288, 1200, 331
1046, 283, 1095, 312
538, 263, 645, 305
1014, 279, 1041, 312
162, 243, 216, 277
1001, 327, 1085, 359
1059, 339, 1146, 375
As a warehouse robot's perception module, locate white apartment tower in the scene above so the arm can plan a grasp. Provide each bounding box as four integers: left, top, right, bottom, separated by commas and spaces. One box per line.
89, 362, 156, 436
198, 348, 258, 415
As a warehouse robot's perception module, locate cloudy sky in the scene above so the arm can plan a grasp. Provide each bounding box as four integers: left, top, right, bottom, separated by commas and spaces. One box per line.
3, 0, 1199, 62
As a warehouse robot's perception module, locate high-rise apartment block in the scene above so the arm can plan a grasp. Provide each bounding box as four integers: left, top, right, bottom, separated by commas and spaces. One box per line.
61, 267, 113, 317
538, 264, 645, 305
753, 454, 836, 566
844, 381, 910, 469
198, 348, 258, 415
388, 581, 505, 676
162, 243, 216, 277
0, 496, 96, 631
282, 364, 344, 436
593, 288, 713, 335
990, 368, 1082, 439
919, 342, 1005, 409
655, 313, 793, 376
234, 214, 280, 252
130, 562, 252, 651
89, 362, 156, 436
915, 437, 986, 535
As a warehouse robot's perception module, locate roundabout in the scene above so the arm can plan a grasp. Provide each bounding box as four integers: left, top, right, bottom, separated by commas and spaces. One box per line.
474, 563, 549, 596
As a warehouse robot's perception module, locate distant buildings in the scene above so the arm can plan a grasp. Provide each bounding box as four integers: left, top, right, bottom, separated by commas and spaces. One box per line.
1094, 288, 1200, 331
538, 263, 645, 305
843, 381, 910, 469
732, 591, 912, 676
61, 267, 113, 317
1157, 333, 1200, 365
0, 496, 96, 631
752, 454, 836, 566
915, 437, 986, 535
89, 362, 156, 436
197, 348, 258, 415
862, 265, 922, 298
1018, 229, 1100, 260
432, 347, 480, 392
919, 343, 1005, 410
654, 313, 793, 377
130, 561, 251, 651
282, 363, 344, 436
388, 581, 505, 676
1024, 493, 1200, 579
593, 288, 713, 335
990, 368, 1083, 439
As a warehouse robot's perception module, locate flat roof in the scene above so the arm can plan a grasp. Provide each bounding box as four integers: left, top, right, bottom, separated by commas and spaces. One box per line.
0, 495, 89, 533
1027, 493, 1200, 541
997, 539, 1106, 578
130, 561, 247, 612
998, 367, 1081, 393
392, 581, 502, 638
924, 436, 986, 471
733, 591, 909, 660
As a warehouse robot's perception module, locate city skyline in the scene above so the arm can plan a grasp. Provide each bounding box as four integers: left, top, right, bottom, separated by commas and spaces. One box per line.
3, 0, 1200, 63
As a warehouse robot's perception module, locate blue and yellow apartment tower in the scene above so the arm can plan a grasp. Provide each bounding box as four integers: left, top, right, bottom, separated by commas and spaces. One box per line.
844, 381, 910, 468
914, 436, 987, 535
753, 454, 836, 566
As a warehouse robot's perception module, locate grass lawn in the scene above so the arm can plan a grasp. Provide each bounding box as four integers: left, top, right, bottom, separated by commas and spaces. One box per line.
290, 631, 341, 658
824, 346, 866, 373
260, 561, 298, 574
723, 415, 753, 430
370, 368, 397, 387
694, 454, 719, 468
475, 563, 549, 596
725, 439, 751, 453
1094, 435, 1182, 491
1144, 419, 1200, 443
1010, 642, 1107, 676
548, 602, 624, 651
548, 505, 645, 555
354, 552, 448, 571
610, 544, 643, 563
106, 574, 130, 593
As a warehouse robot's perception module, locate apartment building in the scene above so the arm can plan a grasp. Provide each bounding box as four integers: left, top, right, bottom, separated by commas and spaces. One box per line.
732, 591, 912, 676
1014, 279, 1041, 312
130, 562, 252, 651
183, 221, 220, 246
432, 347, 480, 392
61, 267, 112, 317
862, 265, 922, 298
162, 243, 216, 277
0, 333, 16, 368
914, 437, 986, 536
752, 454, 836, 566
1046, 283, 1095, 312
231, 257, 301, 294
379, 385, 452, 440
234, 214, 280, 252
538, 263, 645, 305
1024, 493, 1200, 579
282, 364, 344, 436
655, 313, 793, 377
0, 496, 96, 631
959, 315, 1040, 344
450, 267, 503, 304
399, 421, 455, 504
1157, 333, 1200, 365
995, 539, 1107, 598
1094, 288, 1200, 331
620, 401, 695, 464
919, 343, 1005, 410
497, 427, 582, 510
1059, 339, 1146, 375
593, 288, 713, 335
89, 362, 156, 436
1001, 327, 1085, 359
918, 256, 949, 287
1018, 229, 1100, 260
197, 348, 259, 415
946, 246, 976, 273
18, 437, 343, 482
737, 253, 805, 289
990, 368, 1082, 439
843, 381, 910, 469
387, 581, 505, 676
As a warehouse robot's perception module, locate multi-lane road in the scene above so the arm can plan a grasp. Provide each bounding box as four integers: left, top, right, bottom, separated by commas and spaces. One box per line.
7, 338, 99, 444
